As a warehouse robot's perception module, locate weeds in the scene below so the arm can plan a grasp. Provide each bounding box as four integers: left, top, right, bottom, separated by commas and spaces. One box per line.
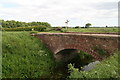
2, 31, 55, 78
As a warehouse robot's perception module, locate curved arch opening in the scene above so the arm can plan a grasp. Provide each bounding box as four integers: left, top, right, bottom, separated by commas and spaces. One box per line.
53, 49, 97, 78
54, 49, 79, 62
54, 49, 95, 69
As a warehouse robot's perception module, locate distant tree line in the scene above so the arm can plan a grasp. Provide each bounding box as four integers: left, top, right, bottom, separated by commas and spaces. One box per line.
0, 20, 51, 28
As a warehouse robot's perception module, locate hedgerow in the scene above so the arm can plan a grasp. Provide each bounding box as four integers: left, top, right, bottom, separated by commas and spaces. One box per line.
2, 26, 46, 31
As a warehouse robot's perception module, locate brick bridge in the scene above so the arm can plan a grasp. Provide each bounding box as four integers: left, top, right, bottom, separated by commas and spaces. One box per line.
32, 32, 119, 62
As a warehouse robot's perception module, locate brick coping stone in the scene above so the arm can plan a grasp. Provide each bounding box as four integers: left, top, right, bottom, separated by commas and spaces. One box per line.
33, 32, 120, 37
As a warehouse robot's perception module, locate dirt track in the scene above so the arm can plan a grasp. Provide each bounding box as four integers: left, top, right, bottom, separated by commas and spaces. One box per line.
36, 32, 120, 37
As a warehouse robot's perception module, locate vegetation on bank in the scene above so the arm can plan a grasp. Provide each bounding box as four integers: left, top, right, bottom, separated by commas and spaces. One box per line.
68, 51, 119, 78
2, 32, 55, 78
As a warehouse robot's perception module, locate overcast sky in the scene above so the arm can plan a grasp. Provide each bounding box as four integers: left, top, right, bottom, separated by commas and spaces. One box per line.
0, 0, 119, 27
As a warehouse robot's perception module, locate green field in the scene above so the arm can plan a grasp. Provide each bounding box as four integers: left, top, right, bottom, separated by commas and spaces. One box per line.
2, 27, 120, 78
46, 27, 119, 33
64, 27, 119, 33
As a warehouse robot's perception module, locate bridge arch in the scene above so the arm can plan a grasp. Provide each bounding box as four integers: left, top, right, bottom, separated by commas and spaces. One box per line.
54, 49, 79, 62
54, 46, 102, 61
33, 32, 119, 61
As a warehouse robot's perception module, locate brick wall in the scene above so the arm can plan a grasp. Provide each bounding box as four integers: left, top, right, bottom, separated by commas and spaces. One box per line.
33, 33, 119, 61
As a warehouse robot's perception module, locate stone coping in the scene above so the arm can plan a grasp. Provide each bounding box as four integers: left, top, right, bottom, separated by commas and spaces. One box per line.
32, 32, 120, 37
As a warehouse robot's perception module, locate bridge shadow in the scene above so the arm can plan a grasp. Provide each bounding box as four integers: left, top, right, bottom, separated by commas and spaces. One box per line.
51, 49, 96, 78
54, 49, 78, 62
54, 49, 95, 69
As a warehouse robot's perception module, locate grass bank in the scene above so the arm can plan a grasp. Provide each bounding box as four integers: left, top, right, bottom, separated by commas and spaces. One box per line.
2, 31, 55, 78
68, 51, 120, 78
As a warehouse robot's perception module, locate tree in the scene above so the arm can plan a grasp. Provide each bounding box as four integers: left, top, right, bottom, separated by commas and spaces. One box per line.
1, 20, 51, 28
85, 23, 92, 28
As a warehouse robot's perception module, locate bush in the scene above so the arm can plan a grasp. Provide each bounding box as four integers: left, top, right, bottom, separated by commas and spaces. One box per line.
81, 27, 85, 28
51, 27, 62, 31
55, 28, 62, 31
75, 26, 80, 28
44, 28, 52, 32
62, 27, 66, 28
60, 29, 67, 32
2, 26, 46, 31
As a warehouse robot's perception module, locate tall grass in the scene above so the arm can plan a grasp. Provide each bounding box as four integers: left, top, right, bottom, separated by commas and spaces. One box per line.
2, 31, 55, 78
68, 51, 120, 78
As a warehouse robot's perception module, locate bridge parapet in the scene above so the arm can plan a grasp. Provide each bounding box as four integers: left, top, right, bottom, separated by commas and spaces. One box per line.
32, 32, 119, 61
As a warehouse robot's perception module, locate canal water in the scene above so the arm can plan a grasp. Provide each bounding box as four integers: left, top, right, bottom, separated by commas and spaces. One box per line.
48, 53, 97, 79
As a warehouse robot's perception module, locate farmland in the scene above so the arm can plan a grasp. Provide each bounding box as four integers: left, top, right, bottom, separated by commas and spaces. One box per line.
45, 27, 119, 33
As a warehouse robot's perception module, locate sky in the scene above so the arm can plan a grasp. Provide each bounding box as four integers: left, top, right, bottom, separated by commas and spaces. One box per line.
0, 0, 119, 27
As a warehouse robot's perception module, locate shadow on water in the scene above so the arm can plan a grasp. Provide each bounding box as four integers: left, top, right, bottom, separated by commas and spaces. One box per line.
49, 50, 95, 79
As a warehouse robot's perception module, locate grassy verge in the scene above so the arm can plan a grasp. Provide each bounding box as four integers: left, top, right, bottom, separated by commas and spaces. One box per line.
68, 51, 119, 78
2, 31, 55, 78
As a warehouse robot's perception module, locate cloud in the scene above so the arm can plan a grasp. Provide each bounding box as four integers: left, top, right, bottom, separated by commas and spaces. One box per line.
92, 2, 117, 10
0, 0, 119, 26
